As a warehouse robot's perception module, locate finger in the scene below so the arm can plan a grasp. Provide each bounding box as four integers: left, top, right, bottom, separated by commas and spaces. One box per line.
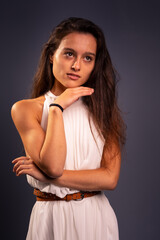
16, 168, 32, 177
12, 156, 30, 163
13, 160, 22, 172
13, 161, 22, 172
68, 88, 93, 97
71, 86, 94, 91
13, 159, 32, 172
72, 88, 94, 94
16, 164, 32, 176
75, 88, 94, 98
13, 159, 33, 172
65, 87, 94, 95
12, 156, 30, 162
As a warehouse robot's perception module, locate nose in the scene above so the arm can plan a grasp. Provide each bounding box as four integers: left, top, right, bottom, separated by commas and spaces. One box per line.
71, 59, 80, 71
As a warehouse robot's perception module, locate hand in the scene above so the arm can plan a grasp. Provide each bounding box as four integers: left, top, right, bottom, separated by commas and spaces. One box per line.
12, 156, 49, 183
53, 87, 94, 109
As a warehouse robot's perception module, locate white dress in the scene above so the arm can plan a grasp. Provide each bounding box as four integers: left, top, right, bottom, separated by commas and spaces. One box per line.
26, 91, 119, 240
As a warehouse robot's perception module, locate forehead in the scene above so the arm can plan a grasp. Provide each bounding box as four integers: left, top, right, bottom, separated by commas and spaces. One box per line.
58, 32, 97, 54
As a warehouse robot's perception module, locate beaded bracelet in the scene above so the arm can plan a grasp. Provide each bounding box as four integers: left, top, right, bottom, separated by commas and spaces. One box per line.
49, 103, 64, 112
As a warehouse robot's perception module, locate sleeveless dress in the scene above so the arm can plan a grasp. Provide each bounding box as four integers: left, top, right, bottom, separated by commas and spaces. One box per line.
26, 91, 119, 240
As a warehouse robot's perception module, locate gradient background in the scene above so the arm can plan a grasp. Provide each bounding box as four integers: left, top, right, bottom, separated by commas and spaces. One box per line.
1, 0, 160, 239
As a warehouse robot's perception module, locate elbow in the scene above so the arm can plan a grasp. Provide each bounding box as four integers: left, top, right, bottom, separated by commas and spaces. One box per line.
108, 176, 119, 190
46, 168, 63, 178
39, 161, 64, 178
109, 179, 118, 190
39, 153, 65, 178
103, 174, 119, 191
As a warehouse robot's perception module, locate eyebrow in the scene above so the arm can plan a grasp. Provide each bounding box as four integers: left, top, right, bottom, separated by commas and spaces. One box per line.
63, 48, 96, 57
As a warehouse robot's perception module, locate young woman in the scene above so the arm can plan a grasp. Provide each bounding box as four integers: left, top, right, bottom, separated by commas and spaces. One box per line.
11, 17, 126, 240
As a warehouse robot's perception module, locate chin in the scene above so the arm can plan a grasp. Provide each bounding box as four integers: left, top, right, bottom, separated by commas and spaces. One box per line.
63, 82, 82, 88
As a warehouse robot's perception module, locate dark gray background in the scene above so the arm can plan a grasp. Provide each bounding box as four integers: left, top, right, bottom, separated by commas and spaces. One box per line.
1, 0, 160, 239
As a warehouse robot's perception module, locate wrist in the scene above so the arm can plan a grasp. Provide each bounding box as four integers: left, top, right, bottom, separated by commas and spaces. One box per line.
53, 99, 67, 110
49, 106, 63, 114
49, 103, 63, 112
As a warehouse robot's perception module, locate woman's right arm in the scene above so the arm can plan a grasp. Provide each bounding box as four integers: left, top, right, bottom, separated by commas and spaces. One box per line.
11, 99, 66, 178
11, 87, 94, 178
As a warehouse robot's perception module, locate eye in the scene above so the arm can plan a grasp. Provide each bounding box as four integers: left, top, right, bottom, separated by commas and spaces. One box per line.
84, 56, 92, 62
64, 52, 74, 57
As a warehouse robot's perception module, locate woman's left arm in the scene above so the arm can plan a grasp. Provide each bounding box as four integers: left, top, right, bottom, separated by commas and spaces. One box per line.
13, 141, 121, 191
52, 141, 121, 191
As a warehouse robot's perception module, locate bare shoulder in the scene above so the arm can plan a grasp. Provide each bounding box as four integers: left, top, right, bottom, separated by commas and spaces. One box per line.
11, 96, 45, 126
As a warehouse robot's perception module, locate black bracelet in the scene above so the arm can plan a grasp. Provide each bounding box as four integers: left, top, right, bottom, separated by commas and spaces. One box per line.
49, 103, 64, 112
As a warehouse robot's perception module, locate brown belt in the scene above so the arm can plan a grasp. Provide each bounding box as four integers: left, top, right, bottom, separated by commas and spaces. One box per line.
34, 188, 101, 202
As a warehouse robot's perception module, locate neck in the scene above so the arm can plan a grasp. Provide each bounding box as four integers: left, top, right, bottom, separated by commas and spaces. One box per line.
51, 79, 66, 96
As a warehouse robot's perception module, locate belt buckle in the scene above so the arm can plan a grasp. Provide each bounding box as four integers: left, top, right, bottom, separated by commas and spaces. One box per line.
75, 192, 85, 201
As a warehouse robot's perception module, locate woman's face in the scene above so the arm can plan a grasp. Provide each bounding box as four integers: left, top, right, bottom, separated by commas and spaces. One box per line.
50, 32, 97, 95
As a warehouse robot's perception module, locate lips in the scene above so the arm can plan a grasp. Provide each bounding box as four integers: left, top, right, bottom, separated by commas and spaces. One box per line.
67, 73, 80, 80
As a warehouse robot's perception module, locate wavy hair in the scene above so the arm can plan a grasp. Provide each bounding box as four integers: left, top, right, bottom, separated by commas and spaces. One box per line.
31, 17, 126, 150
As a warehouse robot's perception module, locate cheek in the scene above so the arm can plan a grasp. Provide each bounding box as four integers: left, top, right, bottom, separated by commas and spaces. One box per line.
84, 64, 95, 78
52, 58, 65, 76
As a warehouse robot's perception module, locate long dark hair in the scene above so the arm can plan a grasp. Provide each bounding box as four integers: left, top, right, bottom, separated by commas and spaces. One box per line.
31, 17, 126, 150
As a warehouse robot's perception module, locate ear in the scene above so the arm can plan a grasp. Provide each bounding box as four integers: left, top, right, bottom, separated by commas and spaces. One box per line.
49, 55, 53, 64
